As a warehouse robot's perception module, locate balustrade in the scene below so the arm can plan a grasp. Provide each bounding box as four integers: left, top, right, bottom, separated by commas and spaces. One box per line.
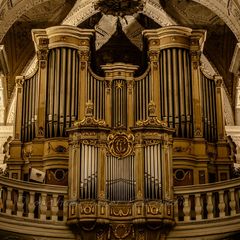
0, 176, 67, 222
174, 178, 240, 222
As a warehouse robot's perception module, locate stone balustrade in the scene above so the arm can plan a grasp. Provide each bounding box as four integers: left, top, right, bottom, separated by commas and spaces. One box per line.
174, 178, 240, 222
0, 176, 68, 222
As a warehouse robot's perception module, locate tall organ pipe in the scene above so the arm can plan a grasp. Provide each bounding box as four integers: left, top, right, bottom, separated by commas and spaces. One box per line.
21, 71, 39, 142
159, 48, 193, 138
134, 66, 151, 122
46, 47, 80, 138
86, 68, 105, 120
144, 144, 162, 200
200, 71, 218, 142
106, 155, 135, 201
111, 79, 127, 128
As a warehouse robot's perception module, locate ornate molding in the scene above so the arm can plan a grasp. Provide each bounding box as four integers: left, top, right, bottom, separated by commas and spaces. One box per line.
136, 116, 167, 127
110, 205, 132, 217
107, 132, 134, 158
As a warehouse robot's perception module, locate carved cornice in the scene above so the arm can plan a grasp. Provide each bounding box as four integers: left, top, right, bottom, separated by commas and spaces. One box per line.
74, 117, 107, 128
136, 116, 167, 128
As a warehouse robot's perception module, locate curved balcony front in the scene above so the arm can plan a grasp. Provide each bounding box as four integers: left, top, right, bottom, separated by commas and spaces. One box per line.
0, 176, 240, 239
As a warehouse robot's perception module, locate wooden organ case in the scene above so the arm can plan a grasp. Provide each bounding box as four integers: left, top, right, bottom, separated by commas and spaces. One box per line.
6, 25, 233, 239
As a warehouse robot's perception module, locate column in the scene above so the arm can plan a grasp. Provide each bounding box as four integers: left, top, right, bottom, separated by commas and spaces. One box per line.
35, 35, 49, 138
14, 76, 24, 140
190, 30, 206, 138
148, 50, 160, 117
78, 50, 90, 121
215, 76, 225, 140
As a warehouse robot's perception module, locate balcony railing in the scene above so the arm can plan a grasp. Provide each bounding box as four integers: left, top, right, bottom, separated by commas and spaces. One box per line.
0, 176, 68, 222
0, 176, 240, 238
174, 178, 240, 222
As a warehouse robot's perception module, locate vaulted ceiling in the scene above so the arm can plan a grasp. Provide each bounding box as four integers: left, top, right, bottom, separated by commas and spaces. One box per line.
0, 0, 239, 111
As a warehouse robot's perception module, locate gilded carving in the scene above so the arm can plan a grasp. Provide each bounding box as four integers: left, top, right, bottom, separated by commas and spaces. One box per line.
216, 78, 223, 87
47, 143, 68, 153
194, 128, 202, 137
81, 62, 86, 70
74, 101, 107, 127
80, 203, 95, 215
38, 126, 44, 137
79, 50, 90, 61
150, 39, 160, 46
190, 51, 200, 70
110, 205, 132, 217
111, 224, 133, 239
22, 148, 32, 163
82, 139, 98, 146
15, 76, 25, 87
148, 50, 159, 62
127, 80, 133, 94
136, 117, 167, 127
107, 132, 134, 158
173, 145, 191, 154
146, 202, 163, 215
144, 139, 162, 146
74, 117, 107, 127
39, 38, 49, 47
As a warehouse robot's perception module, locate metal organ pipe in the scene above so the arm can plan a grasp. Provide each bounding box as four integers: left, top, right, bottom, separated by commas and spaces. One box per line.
200, 71, 218, 142
144, 144, 162, 200
106, 155, 135, 201
159, 48, 193, 138
45, 48, 80, 138
134, 67, 151, 122
21, 71, 39, 142
79, 144, 99, 200
86, 68, 105, 120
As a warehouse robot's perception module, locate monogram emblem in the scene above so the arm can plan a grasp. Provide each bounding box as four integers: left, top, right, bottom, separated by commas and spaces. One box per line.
107, 132, 134, 158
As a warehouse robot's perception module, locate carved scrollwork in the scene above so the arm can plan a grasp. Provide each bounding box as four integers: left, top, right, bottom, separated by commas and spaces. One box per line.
110, 205, 132, 217
107, 132, 134, 158
144, 139, 162, 146
173, 145, 191, 154
136, 117, 167, 127
79, 50, 90, 61
15, 76, 25, 87
146, 202, 163, 215
81, 139, 98, 146
47, 142, 68, 153
74, 117, 107, 127
80, 203, 95, 215
111, 224, 133, 239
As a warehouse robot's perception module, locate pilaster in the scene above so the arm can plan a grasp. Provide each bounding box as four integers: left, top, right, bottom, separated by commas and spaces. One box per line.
14, 76, 24, 141
190, 30, 206, 138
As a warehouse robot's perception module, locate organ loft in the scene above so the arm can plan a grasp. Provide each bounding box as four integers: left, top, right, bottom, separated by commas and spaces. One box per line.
0, 0, 239, 239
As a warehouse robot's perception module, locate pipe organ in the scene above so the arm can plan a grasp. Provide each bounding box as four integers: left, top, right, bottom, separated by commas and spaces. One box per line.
7, 25, 233, 239
134, 67, 152, 122
159, 48, 193, 138
21, 71, 39, 142
46, 47, 80, 138
200, 70, 218, 142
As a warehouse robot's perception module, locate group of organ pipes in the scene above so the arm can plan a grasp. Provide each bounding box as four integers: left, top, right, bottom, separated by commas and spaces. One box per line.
8, 25, 232, 236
